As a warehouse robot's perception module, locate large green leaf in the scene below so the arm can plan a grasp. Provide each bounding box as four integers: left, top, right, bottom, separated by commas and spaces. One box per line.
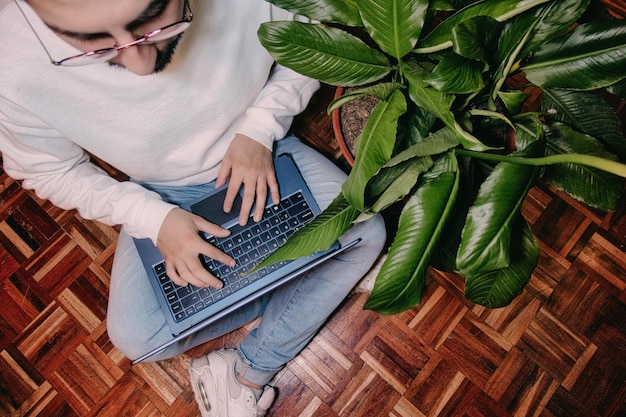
455, 140, 543, 276
367, 156, 433, 213
356, 0, 429, 59
425, 53, 485, 93
511, 113, 544, 151
542, 89, 626, 162
517, 0, 589, 57
498, 91, 529, 115
360, 124, 461, 207
542, 123, 625, 211
395, 101, 438, 150
364, 153, 459, 315
258, 21, 391, 86
523, 20, 626, 91
491, 0, 588, 100
386, 126, 461, 166
451, 15, 499, 63
404, 61, 489, 151
253, 193, 360, 268
464, 216, 539, 307
430, 134, 487, 274
343, 90, 407, 210
266, 0, 362, 26
415, 0, 550, 53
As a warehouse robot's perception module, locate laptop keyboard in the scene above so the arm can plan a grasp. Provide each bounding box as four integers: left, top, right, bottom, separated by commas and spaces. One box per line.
152, 191, 315, 322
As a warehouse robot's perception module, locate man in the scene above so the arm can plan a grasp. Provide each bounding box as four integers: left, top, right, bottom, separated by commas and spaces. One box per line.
0, 0, 386, 415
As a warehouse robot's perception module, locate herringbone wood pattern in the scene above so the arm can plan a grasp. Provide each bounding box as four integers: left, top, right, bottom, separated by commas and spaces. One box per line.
1, 84, 625, 417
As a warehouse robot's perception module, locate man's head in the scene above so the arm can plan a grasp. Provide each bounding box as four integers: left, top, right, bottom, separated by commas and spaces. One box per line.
25, 0, 190, 75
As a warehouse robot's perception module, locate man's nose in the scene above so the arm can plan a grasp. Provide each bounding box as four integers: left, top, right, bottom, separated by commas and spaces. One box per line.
114, 34, 158, 75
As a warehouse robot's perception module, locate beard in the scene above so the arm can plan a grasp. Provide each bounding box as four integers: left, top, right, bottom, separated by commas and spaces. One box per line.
153, 34, 183, 73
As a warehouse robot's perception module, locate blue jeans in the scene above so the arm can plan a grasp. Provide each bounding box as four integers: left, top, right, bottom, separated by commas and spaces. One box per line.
107, 136, 386, 386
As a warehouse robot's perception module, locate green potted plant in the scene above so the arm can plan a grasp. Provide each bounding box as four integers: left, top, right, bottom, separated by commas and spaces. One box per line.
256, 0, 626, 314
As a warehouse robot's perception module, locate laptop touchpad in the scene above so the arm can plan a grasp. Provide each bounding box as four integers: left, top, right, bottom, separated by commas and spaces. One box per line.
190, 187, 243, 226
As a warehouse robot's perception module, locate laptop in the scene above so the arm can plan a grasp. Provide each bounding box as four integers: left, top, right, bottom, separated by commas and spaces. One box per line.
131, 153, 360, 363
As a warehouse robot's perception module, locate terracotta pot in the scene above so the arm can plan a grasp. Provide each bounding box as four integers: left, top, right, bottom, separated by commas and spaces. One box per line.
331, 86, 379, 167
331, 86, 356, 166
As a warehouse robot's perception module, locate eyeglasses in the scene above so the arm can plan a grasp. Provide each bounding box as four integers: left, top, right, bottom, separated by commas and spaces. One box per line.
15, 0, 192, 66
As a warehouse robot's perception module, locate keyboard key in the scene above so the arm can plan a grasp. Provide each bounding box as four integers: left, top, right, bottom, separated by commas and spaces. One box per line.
162, 281, 175, 294
298, 210, 314, 223
177, 286, 194, 299
171, 302, 183, 314
182, 293, 201, 308
288, 202, 308, 217
155, 262, 166, 275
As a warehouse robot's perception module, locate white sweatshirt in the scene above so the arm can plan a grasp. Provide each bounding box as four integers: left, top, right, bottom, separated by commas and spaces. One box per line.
0, 0, 319, 244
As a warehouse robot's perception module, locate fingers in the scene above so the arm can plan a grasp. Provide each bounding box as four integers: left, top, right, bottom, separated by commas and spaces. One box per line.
163, 238, 235, 288
223, 178, 241, 214
240, 178, 265, 225
157, 208, 235, 289
251, 169, 279, 223
237, 161, 280, 224
215, 158, 231, 189
225, 170, 275, 226
217, 160, 237, 214
219, 135, 279, 223
251, 180, 267, 223
267, 169, 280, 206
164, 258, 222, 288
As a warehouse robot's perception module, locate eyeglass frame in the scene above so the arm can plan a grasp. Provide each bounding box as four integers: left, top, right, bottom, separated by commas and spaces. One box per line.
14, 0, 193, 67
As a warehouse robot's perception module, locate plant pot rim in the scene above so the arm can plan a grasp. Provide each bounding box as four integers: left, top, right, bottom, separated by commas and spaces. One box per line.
332, 86, 356, 167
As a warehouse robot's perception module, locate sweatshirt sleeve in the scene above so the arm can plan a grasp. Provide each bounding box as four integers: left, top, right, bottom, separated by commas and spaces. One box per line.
0, 97, 176, 244
235, 63, 320, 149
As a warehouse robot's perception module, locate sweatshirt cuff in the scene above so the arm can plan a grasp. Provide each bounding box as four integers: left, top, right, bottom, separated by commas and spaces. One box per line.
128, 197, 178, 245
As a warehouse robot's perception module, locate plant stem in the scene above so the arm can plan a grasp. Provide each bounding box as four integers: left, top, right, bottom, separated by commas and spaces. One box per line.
456, 149, 626, 178
413, 42, 453, 54
468, 109, 515, 128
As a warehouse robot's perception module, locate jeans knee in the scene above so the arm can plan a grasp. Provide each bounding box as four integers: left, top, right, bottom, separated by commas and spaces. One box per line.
106, 308, 166, 361
349, 213, 386, 255
107, 313, 141, 360
338, 213, 386, 279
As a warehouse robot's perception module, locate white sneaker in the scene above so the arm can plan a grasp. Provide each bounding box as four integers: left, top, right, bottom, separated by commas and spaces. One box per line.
189, 349, 276, 417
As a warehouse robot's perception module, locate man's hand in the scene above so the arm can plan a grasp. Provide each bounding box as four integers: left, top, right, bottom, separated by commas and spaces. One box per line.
216, 134, 280, 225
157, 208, 235, 288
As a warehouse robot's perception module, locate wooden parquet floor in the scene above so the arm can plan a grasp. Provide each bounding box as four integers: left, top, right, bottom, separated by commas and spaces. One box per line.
1, 84, 625, 417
